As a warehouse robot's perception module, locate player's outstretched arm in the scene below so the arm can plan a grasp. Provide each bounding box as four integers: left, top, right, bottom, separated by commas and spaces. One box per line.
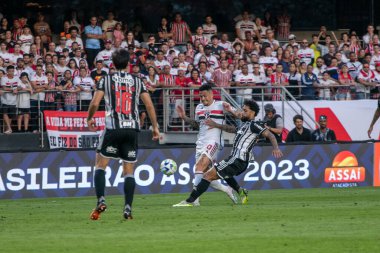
141, 92, 160, 140
176, 105, 199, 130
87, 90, 105, 131
261, 129, 283, 158
205, 118, 236, 133
223, 102, 243, 119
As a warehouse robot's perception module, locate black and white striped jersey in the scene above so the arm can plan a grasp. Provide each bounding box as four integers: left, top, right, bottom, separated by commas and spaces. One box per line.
96, 70, 147, 130
230, 120, 266, 161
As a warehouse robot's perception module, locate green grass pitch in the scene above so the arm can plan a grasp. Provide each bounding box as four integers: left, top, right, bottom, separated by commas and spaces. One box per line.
1, 187, 379, 253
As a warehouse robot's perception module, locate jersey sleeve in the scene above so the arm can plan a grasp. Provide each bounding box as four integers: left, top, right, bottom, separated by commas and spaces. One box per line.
73, 76, 79, 86
138, 77, 147, 94
84, 26, 90, 35
250, 121, 266, 136
89, 78, 95, 87
215, 101, 227, 114
101, 21, 107, 32
16, 77, 22, 87
275, 116, 284, 128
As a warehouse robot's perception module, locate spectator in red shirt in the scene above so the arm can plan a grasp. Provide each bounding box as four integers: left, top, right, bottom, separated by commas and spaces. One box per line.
174, 67, 187, 98
186, 68, 202, 99
172, 68, 187, 128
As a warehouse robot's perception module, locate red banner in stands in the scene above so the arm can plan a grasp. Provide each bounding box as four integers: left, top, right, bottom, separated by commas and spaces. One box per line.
44, 111, 105, 149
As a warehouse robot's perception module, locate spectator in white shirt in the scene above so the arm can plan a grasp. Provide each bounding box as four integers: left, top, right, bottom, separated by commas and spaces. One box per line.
73, 67, 95, 111
1, 65, 21, 134
17, 72, 33, 132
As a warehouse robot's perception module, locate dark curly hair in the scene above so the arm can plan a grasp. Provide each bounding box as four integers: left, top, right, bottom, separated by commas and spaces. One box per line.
243, 99, 260, 115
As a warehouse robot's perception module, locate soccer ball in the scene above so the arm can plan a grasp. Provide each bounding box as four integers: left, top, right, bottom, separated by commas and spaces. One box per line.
160, 159, 178, 175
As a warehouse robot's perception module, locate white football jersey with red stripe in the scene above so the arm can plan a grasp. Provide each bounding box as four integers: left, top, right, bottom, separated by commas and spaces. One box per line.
297, 48, 315, 65
195, 100, 225, 147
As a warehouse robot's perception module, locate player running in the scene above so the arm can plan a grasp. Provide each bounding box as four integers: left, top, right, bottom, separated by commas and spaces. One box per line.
173, 99, 283, 207
87, 49, 160, 220
176, 84, 239, 205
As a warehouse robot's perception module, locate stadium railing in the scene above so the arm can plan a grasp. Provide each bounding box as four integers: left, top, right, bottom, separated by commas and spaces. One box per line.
0, 84, 378, 146
158, 84, 377, 136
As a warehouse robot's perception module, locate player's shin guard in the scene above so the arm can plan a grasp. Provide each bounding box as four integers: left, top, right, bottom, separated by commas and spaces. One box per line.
94, 169, 106, 200
124, 175, 136, 208
224, 177, 240, 192
187, 179, 210, 203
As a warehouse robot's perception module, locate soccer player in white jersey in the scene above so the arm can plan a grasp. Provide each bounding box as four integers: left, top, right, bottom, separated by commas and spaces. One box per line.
174, 99, 283, 207
176, 84, 238, 205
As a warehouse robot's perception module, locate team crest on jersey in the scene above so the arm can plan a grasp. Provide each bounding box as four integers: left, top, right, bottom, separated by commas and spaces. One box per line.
204, 111, 210, 119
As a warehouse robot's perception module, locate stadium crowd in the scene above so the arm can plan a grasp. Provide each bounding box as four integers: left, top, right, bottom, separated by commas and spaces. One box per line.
0, 9, 379, 134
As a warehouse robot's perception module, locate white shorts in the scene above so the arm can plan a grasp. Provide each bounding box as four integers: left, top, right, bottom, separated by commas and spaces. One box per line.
195, 142, 221, 163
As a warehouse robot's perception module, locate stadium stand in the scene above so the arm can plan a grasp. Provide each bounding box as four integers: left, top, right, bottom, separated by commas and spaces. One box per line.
0, 1, 379, 149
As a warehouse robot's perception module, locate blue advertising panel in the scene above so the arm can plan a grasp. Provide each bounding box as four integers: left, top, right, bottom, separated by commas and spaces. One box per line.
0, 143, 374, 199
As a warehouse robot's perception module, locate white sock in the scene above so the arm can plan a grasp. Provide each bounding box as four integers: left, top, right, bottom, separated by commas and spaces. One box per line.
210, 180, 229, 193
193, 172, 204, 188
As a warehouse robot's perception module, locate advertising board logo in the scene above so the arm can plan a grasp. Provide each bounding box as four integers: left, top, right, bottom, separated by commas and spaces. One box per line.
324, 151, 365, 183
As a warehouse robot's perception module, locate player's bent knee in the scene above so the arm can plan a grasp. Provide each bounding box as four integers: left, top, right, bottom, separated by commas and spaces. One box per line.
204, 168, 219, 181
195, 155, 211, 172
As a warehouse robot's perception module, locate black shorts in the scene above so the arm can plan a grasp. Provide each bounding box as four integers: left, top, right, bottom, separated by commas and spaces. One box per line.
2, 105, 17, 115
215, 156, 248, 179
17, 108, 31, 114
97, 128, 138, 162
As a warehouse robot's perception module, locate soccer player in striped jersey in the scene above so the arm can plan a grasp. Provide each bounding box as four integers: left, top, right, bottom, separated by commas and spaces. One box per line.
173, 99, 283, 207
176, 84, 239, 205
87, 49, 159, 220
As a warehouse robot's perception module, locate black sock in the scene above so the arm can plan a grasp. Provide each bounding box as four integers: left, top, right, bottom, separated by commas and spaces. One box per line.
225, 177, 240, 192
124, 176, 136, 208
186, 179, 210, 202
94, 169, 105, 200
